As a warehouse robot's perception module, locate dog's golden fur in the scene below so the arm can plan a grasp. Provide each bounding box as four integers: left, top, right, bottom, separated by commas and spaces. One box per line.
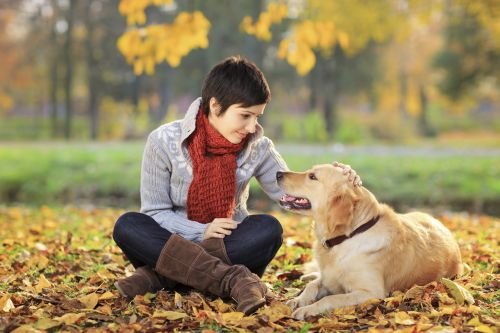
278, 164, 462, 319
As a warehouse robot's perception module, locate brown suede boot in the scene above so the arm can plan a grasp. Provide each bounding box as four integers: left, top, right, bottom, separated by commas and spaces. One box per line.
115, 239, 231, 299
200, 238, 231, 264
155, 234, 266, 315
114, 266, 176, 299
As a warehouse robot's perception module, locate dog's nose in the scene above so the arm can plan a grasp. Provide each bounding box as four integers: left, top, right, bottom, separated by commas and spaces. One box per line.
276, 171, 283, 181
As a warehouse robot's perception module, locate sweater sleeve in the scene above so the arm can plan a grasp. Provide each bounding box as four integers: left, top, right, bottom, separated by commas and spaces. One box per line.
140, 131, 208, 242
254, 138, 289, 201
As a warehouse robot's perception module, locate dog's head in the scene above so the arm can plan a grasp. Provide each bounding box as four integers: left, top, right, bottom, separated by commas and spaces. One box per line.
277, 164, 359, 231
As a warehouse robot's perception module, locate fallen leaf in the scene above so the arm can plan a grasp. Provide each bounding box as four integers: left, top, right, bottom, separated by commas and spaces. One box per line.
79, 292, 99, 309
210, 298, 233, 313
34, 317, 61, 330
11, 325, 40, 333
153, 310, 189, 320
0, 294, 15, 312
96, 304, 113, 315
35, 274, 52, 293
441, 278, 474, 305
221, 311, 245, 325
174, 291, 183, 308
55, 312, 86, 325
98, 291, 115, 300
427, 326, 459, 333
393, 311, 415, 325
257, 301, 291, 322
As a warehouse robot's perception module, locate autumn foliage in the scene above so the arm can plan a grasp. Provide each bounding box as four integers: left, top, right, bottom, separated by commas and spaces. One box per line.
117, 0, 210, 75
0, 207, 497, 332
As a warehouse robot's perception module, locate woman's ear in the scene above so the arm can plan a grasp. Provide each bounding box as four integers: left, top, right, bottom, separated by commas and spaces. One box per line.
209, 97, 221, 115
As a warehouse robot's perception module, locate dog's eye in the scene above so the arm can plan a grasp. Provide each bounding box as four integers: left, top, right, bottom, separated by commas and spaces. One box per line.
308, 173, 318, 180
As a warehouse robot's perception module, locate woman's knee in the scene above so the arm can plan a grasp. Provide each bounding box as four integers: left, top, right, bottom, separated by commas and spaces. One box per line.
113, 212, 141, 245
251, 214, 283, 246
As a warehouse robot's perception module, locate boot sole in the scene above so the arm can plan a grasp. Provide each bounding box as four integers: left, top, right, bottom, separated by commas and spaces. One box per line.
239, 297, 266, 315
114, 281, 132, 300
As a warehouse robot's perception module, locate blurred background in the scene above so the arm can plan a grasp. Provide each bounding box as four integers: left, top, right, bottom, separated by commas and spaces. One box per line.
0, 0, 498, 215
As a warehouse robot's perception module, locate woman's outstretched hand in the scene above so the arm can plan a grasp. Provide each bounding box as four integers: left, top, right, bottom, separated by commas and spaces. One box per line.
333, 161, 363, 187
203, 218, 238, 240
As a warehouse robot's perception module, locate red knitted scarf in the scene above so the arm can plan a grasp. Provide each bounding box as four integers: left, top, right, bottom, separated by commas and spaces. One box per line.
187, 108, 247, 223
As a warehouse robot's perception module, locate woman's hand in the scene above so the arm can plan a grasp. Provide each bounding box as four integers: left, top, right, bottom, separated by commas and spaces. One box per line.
203, 218, 238, 240
333, 161, 362, 187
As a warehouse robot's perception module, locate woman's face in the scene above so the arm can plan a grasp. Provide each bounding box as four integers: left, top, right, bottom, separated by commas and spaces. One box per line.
208, 98, 266, 144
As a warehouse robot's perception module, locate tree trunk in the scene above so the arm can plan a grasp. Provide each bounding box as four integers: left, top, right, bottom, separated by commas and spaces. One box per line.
63, 0, 77, 139
418, 84, 435, 137
85, 1, 99, 140
49, 18, 59, 137
48, 0, 60, 138
321, 56, 338, 139
158, 65, 171, 124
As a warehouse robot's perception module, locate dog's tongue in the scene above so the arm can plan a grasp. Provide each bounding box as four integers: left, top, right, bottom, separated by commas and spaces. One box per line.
281, 194, 298, 202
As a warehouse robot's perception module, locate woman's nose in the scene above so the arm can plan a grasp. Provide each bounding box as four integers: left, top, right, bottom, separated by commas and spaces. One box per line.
245, 119, 257, 133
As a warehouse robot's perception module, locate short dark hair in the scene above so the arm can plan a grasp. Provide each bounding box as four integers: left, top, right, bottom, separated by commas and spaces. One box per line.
201, 56, 271, 116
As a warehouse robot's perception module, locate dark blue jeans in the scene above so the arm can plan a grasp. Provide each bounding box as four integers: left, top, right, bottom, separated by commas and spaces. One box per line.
113, 212, 283, 277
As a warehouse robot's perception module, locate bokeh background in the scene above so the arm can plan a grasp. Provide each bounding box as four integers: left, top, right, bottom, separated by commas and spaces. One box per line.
0, 0, 499, 215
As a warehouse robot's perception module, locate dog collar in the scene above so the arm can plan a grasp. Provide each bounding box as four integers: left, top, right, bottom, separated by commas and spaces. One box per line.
322, 215, 381, 249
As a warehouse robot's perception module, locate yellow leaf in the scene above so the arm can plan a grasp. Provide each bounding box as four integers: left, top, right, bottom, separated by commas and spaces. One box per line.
210, 298, 233, 313
27, 255, 49, 269
467, 317, 494, 333
96, 304, 113, 315
34, 317, 61, 330
427, 326, 458, 333
174, 291, 183, 308
152, 310, 188, 320
393, 311, 415, 325
3, 239, 15, 245
221, 311, 244, 324
441, 278, 474, 305
474, 325, 494, 333
11, 325, 38, 333
35, 274, 52, 293
55, 313, 85, 325
257, 300, 291, 322
98, 291, 115, 300
0, 294, 15, 312
79, 293, 99, 309
96, 268, 116, 280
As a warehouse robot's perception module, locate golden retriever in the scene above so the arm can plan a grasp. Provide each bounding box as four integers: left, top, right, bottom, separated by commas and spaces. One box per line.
277, 164, 462, 320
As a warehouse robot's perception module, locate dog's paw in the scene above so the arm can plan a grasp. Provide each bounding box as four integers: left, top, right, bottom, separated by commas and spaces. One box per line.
292, 305, 319, 320
300, 271, 320, 282
286, 298, 300, 310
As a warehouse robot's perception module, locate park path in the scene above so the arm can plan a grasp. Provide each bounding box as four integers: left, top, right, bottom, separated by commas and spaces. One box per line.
276, 143, 500, 157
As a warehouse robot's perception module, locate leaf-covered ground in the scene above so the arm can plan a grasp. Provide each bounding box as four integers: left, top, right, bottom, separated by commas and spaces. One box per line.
0, 207, 498, 332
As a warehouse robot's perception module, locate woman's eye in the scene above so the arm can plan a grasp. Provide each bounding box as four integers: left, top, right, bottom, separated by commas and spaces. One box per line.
242, 114, 250, 119
309, 173, 317, 180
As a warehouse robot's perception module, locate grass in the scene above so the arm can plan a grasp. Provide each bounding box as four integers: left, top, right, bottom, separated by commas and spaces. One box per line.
0, 141, 499, 215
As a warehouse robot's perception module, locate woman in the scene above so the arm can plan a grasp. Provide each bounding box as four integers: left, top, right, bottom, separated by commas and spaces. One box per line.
113, 56, 360, 315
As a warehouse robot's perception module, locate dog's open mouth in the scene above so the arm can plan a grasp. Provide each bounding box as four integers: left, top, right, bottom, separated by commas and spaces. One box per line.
280, 194, 311, 210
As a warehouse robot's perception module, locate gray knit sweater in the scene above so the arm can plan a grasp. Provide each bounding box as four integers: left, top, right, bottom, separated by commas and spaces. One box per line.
140, 98, 288, 242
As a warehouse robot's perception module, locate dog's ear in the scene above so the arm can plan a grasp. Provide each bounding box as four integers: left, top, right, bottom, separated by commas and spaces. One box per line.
327, 188, 357, 233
